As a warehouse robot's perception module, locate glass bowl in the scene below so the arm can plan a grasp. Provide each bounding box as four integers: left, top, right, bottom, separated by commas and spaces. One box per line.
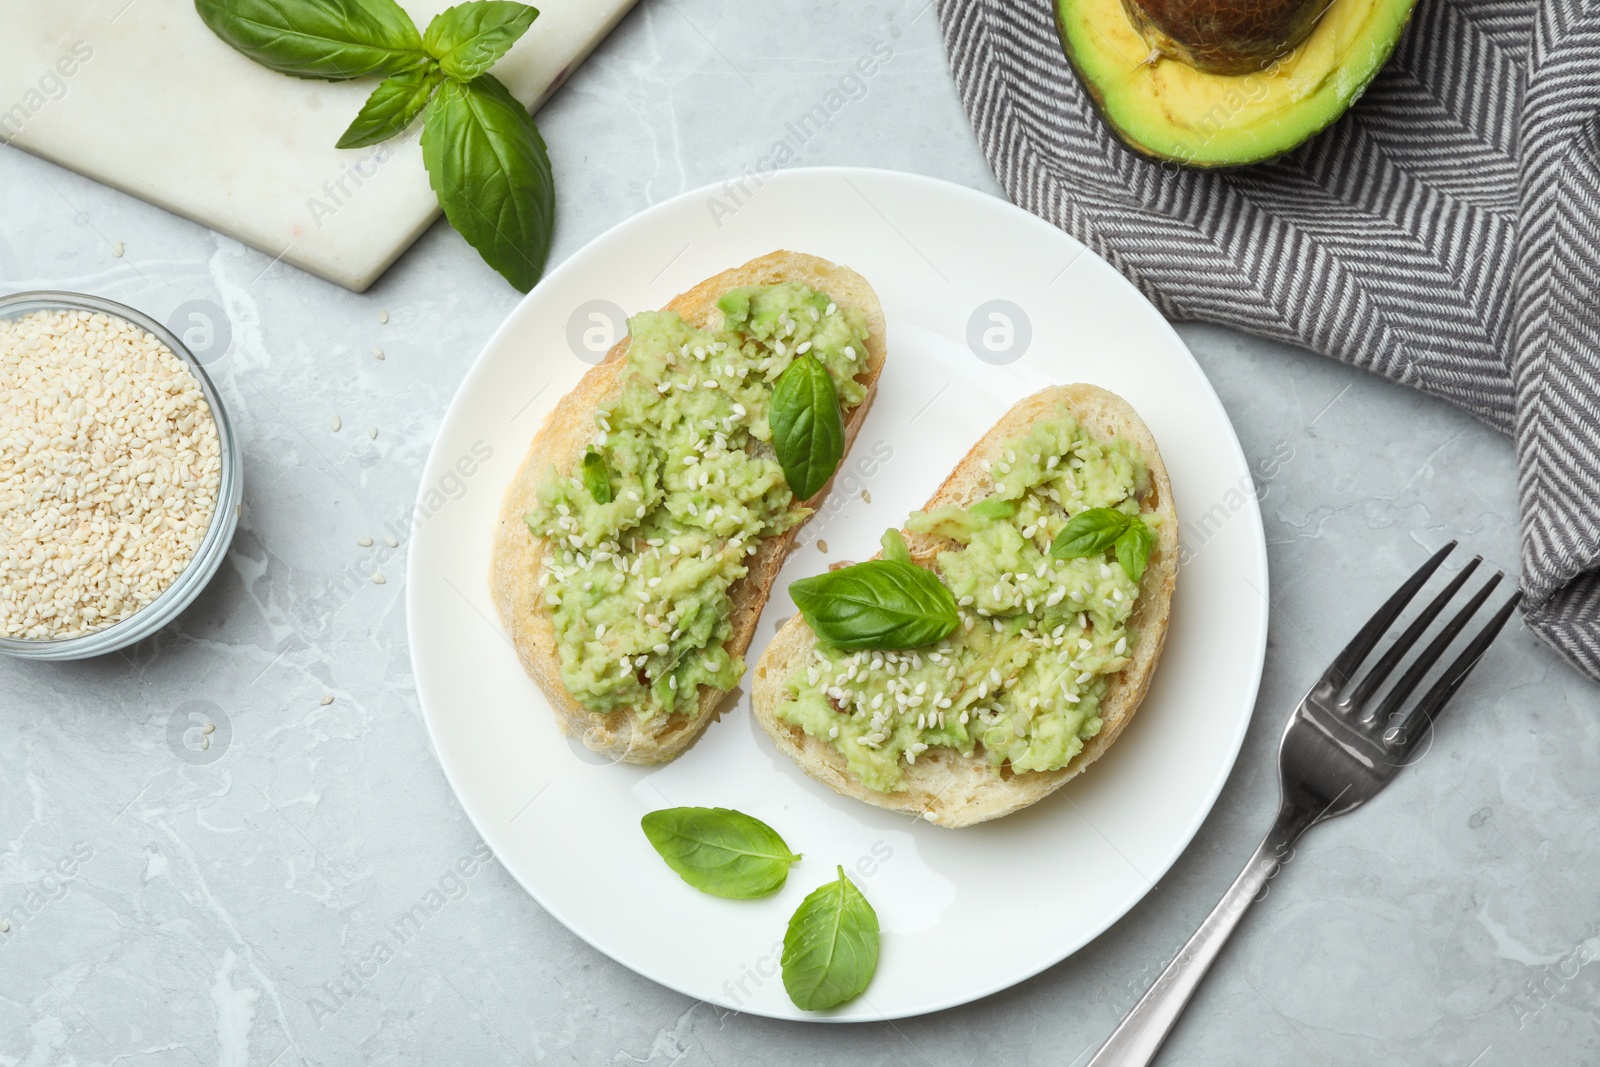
0, 291, 243, 661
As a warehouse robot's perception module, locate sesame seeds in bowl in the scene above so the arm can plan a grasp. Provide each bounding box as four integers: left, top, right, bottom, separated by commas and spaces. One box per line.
0, 292, 242, 660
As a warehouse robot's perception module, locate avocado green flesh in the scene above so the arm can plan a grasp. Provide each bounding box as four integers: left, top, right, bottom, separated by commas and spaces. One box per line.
526, 284, 870, 722
776, 409, 1160, 794
1058, 0, 1416, 166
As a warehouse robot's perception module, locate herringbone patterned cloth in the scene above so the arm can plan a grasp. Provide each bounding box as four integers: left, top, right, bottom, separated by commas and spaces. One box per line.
935, 0, 1600, 681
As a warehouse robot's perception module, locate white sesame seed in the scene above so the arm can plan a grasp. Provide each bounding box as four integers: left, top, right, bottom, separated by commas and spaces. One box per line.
0, 309, 223, 639
370, 572, 386, 585
357, 536, 373, 547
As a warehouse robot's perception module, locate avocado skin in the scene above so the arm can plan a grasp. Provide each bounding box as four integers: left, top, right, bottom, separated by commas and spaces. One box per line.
1056, 0, 1417, 168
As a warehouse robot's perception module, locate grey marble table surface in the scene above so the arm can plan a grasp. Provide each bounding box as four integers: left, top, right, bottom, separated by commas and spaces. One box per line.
3, 2, 1596, 1064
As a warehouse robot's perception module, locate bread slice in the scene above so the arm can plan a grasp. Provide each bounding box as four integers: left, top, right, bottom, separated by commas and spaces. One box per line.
752, 385, 1177, 827
489, 252, 887, 765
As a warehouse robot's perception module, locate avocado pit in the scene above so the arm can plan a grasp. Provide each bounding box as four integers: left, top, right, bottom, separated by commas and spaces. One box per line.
1057, 0, 1418, 165
1121, 0, 1333, 74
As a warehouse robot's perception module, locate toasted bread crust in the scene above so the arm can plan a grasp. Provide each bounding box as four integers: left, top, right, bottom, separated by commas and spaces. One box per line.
489, 252, 887, 765
751, 385, 1177, 827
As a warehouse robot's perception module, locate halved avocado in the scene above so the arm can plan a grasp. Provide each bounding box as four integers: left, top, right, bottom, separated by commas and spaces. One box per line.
1058, 0, 1417, 166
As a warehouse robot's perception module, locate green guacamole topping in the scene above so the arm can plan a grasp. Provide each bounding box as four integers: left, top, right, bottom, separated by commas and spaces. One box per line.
525, 283, 870, 721
775, 409, 1156, 793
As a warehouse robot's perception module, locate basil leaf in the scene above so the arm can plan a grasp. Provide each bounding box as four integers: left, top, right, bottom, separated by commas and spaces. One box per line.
790, 559, 959, 650
1114, 516, 1156, 582
1049, 507, 1131, 560
641, 807, 801, 899
580, 447, 612, 504
423, 0, 539, 80
782, 867, 879, 1011
969, 496, 1018, 521
421, 74, 554, 293
195, 0, 426, 80
879, 528, 910, 564
769, 355, 845, 501
336, 65, 443, 148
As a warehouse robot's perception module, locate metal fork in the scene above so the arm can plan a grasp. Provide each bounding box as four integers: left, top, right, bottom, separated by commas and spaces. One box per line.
1087, 542, 1521, 1066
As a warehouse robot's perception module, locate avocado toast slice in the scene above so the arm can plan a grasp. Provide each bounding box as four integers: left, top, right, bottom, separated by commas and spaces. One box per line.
753, 385, 1177, 826
490, 252, 887, 765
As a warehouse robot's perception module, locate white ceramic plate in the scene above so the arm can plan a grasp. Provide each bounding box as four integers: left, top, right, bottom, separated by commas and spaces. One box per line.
407, 167, 1269, 1022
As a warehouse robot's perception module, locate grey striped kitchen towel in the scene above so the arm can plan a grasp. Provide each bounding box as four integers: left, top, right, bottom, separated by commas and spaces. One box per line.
935, 0, 1600, 681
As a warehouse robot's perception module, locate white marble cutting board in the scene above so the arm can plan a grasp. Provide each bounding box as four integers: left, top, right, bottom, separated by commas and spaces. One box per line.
0, 0, 637, 291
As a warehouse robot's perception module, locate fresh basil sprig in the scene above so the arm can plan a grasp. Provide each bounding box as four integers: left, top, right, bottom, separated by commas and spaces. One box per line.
337, 64, 443, 148
421, 74, 554, 293
769, 354, 845, 501
423, 0, 538, 79
781, 867, 880, 1011
641, 807, 801, 899
1114, 516, 1156, 583
197, 0, 554, 291
195, 0, 426, 79
789, 554, 960, 651
580, 447, 612, 504
1049, 507, 1156, 582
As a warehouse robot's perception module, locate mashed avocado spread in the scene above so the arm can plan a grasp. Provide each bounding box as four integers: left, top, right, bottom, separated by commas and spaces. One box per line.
525, 283, 870, 721
776, 410, 1156, 792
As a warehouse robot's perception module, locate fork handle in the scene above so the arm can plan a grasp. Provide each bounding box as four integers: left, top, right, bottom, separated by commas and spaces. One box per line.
1085, 805, 1317, 1067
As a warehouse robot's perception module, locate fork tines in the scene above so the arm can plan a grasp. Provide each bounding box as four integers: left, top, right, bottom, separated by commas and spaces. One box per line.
1326, 541, 1521, 748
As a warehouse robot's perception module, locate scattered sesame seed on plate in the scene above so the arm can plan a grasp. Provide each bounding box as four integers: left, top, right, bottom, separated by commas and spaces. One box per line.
862, 489, 871, 503
377, 309, 389, 324
372, 347, 385, 360
818, 540, 828, 553
112, 242, 124, 257
358, 536, 373, 547
383, 535, 398, 548
371, 572, 386, 585
368, 427, 378, 439
320, 694, 334, 705
330, 414, 341, 432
